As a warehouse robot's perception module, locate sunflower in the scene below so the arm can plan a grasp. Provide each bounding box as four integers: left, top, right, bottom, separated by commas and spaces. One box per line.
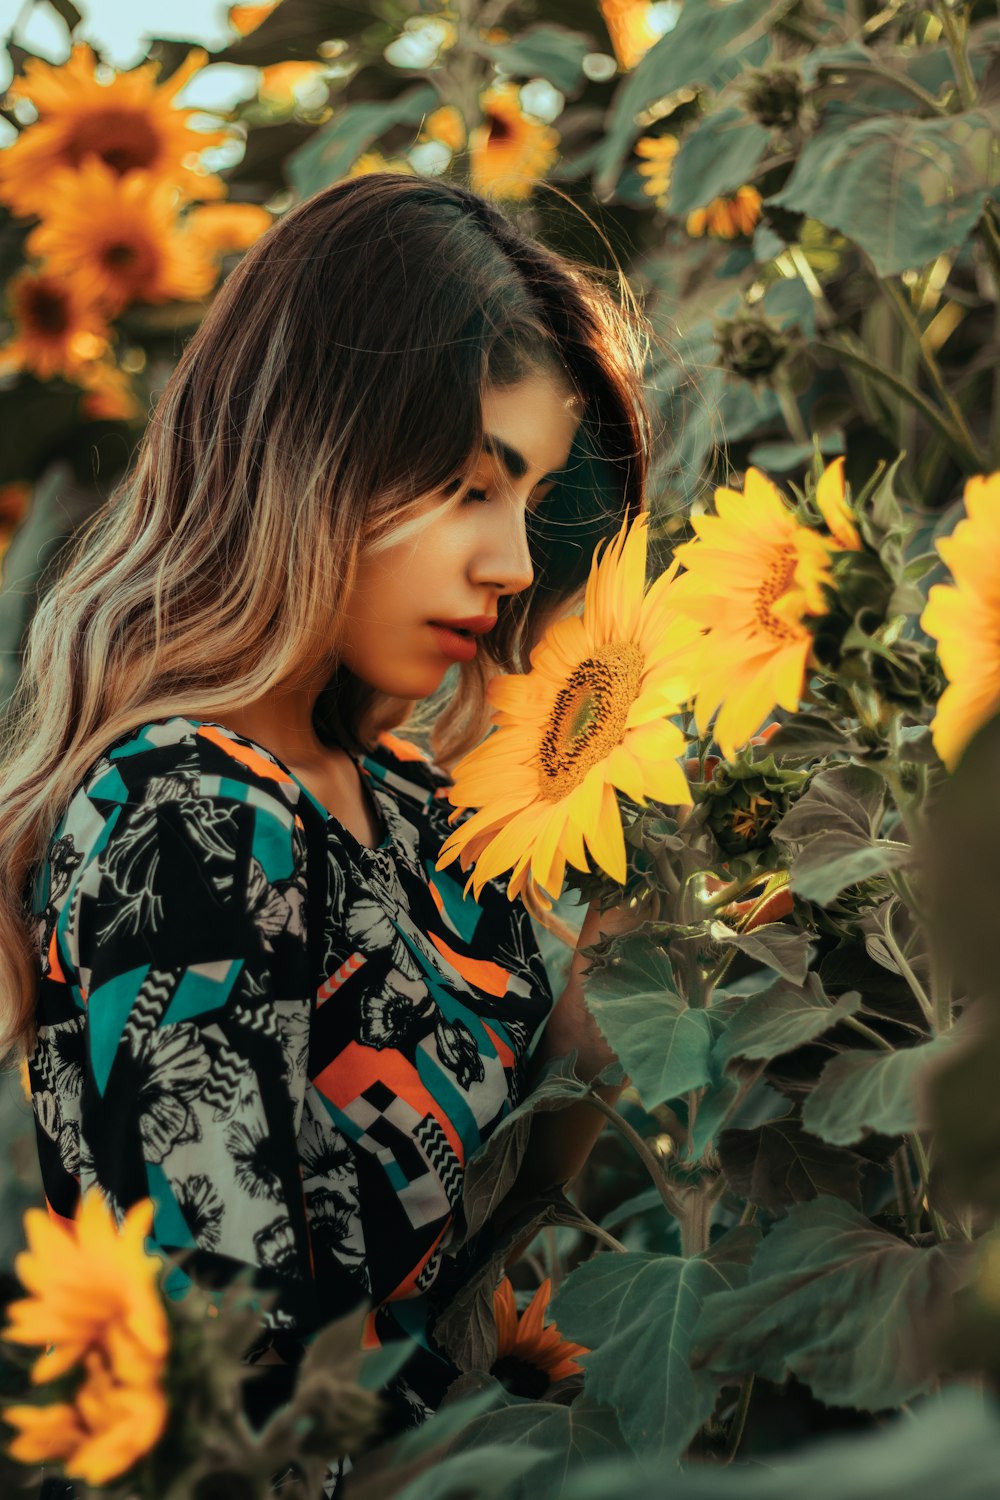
814, 455, 862, 551
634, 133, 679, 209
3, 1192, 167, 1383
5, 1348, 167, 1486
490, 1277, 588, 1397
669, 468, 834, 760
0, 268, 110, 382
920, 471, 1000, 771
687, 185, 763, 240
2, 1192, 169, 1484
26, 162, 219, 315
76, 359, 142, 423
182, 201, 273, 259
469, 82, 559, 201
600, 0, 666, 70
435, 512, 696, 912
0, 45, 228, 220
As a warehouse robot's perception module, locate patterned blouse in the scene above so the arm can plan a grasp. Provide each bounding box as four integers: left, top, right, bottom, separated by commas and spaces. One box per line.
27, 716, 555, 1488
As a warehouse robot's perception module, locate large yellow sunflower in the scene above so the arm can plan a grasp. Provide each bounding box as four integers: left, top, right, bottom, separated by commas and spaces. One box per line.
435, 512, 696, 911
669, 468, 834, 760
26, 162, 219, 315
491, 1277, 588, 1396
0, 267, 110, 381
0, 45, 227, 220
600, 1, 666, 70
469, 82, 559, 201
920, 471, 1000, 770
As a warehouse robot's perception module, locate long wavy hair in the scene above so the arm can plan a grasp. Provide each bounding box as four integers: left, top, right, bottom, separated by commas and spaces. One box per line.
0, 172, 651, 1057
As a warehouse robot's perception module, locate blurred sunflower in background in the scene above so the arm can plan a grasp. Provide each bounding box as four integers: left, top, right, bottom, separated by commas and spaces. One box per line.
0, 268, 109, 381
0, 45, 227, 220
687, 184, 763, 240
470, 81, 560, 201
600, 0, 672, 70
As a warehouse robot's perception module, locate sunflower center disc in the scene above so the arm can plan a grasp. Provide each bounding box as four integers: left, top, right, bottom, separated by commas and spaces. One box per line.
755, 545, 800, 642
536, 640, 643, 802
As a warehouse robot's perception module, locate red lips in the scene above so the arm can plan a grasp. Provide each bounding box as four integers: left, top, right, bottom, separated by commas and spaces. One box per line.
429, 616, 497, 635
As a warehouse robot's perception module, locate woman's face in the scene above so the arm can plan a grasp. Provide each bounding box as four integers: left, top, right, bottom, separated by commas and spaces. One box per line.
337, 369, 582, 700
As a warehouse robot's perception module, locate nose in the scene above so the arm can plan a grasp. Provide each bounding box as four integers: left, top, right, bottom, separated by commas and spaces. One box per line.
471, 507, 534, 597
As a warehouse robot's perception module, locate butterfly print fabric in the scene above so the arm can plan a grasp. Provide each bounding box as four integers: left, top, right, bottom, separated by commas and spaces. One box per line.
27, 716, 555, 1491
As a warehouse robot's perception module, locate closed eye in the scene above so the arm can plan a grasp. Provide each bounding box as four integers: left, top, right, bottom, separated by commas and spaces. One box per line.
462, 481, 554, 512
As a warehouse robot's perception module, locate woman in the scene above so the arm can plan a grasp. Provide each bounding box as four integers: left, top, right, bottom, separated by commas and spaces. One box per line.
0, 174, 649, 1493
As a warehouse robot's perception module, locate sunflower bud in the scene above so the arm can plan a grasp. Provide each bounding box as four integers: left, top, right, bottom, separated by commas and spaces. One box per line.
742, 66, 804, 128
287, 1369, 384, 1459
696, 750, 810, 859
716, 312, 794, 384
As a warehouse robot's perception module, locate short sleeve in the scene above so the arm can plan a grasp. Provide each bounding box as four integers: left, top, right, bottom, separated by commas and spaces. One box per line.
69, 784, 324, 1336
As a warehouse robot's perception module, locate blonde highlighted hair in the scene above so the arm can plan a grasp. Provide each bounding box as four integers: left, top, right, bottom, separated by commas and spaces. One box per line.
0, 173, 651, 1057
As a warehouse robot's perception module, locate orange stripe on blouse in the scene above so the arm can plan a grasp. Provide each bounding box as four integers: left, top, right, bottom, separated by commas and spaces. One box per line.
482, 1022, 517, 1070
361, 1309, 381, 1350
317, 951, 366, 1005
196, 724, 296, 791
384, 1218, 451, 1302
427, 880, 445, 917
44, 1196, 77, 1233
376, 731, 428, 763
428, 931, 510, 997
47, 926, 66, 986
313, 1042, 465, 1163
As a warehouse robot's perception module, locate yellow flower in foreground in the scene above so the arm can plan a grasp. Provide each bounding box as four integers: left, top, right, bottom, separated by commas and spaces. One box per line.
491, 1277, 587, 1395
815, 456, 861, 551
635, 133, 679, 209
435, 513, 696, 910
687, 185, 763, 240
600, 0, 666, 70
670, 468, 834, 760
2, 1192, 168, 1485
470, 82, 559, 202
0, 268, 110, 382
920, 471, 1000, 771
0, 45, 227, 219
26, 162, 218, 315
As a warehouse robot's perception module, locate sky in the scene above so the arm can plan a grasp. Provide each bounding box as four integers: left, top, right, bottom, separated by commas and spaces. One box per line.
0, 0, 260, 109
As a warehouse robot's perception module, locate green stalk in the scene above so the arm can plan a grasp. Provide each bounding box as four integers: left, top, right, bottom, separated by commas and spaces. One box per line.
814, 337, 983, 470
582, 1092, 685, 1220
880, 279, 988, 471
935, 0, 978, 108
816, 61, 945, 114
909, 1132, 950, 1242
723, 1375, 756, 1464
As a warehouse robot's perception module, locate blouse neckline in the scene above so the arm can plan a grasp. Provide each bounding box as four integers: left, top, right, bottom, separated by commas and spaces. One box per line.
164, 717, 400, 857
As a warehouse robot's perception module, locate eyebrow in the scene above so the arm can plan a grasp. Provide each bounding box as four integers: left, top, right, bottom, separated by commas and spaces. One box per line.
482, 432, 563, 484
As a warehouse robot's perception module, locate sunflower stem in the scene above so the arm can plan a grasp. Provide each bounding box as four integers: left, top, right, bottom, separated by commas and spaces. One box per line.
878, 278, 987, 472
723, 1374, 756, 1464
909, 1132, 950, 1243
814, 336, 984, 470
581, 1092, 685, 1221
